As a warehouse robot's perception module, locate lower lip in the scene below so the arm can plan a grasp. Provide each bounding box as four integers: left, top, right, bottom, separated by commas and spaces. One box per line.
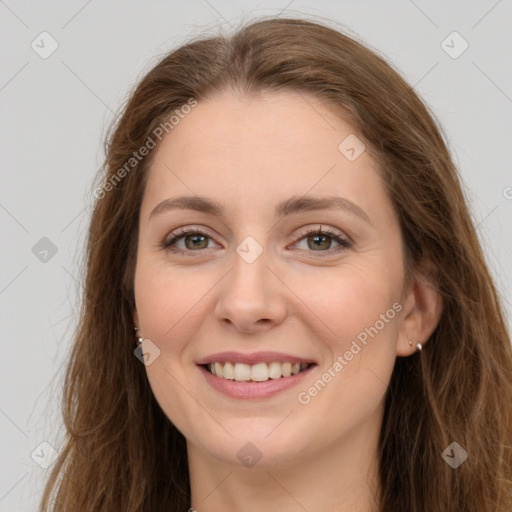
199, 364, 315, 399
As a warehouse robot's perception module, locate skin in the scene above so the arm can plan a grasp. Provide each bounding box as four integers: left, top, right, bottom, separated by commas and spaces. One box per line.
133, 89, 442, 512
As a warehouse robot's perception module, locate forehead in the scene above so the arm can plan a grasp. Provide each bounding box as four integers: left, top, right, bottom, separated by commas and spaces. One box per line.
153, 89, 365, 167
141, 90, 390, 222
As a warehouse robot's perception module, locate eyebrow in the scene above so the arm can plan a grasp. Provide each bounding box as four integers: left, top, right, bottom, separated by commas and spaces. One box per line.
149, 195, 371, 224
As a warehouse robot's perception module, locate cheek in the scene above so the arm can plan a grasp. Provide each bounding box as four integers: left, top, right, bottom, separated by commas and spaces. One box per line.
133, 259, 214, 434
293, 259, 403, 353
291, 260, 403, 431
134, 256, 213, 341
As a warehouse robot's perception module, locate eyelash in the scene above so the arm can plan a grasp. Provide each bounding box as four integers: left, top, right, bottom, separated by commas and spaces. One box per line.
160, 226, 352, 257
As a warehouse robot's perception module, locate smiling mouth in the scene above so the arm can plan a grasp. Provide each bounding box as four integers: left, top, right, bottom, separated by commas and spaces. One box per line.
203, 361, 314, 382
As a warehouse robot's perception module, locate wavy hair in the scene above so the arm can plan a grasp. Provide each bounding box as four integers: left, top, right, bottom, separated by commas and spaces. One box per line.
39, 16, 512, 511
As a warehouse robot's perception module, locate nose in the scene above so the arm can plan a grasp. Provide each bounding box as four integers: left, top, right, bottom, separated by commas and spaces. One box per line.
214, 250, 287, 334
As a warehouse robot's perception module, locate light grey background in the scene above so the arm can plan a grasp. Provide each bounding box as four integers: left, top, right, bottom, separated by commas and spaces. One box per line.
1, 0, 511, 509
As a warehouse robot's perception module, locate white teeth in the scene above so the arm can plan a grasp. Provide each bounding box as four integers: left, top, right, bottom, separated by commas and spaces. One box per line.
234, 363, 251, 381
223, 361, 235, 380
207, 361, 311, 381
214, 362, 224, 378
251, 363, 269, 382
281, 362, 292, 377
268, 361, 282, 379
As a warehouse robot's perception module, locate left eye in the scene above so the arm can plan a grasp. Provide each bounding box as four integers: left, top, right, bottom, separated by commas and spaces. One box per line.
292, 229, 351, 253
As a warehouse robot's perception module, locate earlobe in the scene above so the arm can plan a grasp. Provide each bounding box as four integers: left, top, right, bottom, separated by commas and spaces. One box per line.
407, 340, 423, 352
396, 259, 443, 357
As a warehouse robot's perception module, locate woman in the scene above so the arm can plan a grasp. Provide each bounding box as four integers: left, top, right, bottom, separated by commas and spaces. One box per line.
39, 16, 512, 512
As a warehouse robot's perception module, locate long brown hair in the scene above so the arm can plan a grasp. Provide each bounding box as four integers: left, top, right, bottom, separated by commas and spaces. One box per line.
39, 16, 512, 511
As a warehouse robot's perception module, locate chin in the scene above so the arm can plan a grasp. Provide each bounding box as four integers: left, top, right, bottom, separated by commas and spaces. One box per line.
189, 420, 316, 469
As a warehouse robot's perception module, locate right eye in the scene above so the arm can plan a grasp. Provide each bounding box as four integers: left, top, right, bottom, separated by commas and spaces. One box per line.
161, 228, 219, 254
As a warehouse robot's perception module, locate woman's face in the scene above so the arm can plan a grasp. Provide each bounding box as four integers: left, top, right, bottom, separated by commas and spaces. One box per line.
133, 90, 410, 468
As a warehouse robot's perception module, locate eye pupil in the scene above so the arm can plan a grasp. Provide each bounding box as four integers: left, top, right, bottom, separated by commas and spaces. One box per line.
308, 235, 331, 251
185, 234, 208, 250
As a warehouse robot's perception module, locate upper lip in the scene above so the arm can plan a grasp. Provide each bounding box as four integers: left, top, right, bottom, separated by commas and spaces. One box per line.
196, 351, 317, 366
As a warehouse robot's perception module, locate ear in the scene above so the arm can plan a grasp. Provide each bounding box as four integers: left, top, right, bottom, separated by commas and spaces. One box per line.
396, 259, 443, 357
133, 309, 140, 329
